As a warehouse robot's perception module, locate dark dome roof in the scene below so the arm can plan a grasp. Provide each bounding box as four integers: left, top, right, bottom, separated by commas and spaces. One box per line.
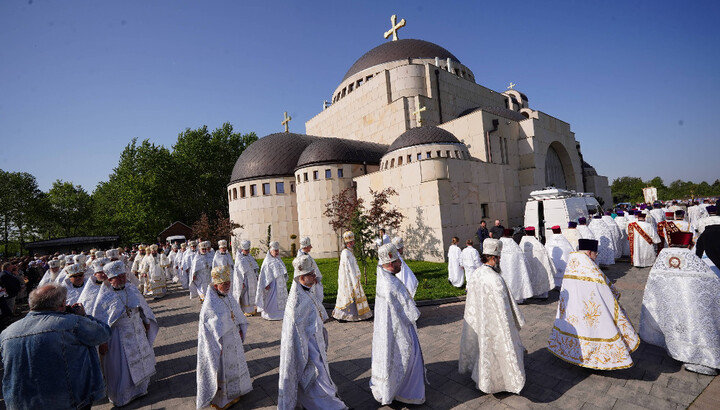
458, 106, 528, 122
342, 39, 460, 82
230, 133, 319, 183
387, 126, 461, 153
296, 138, 388, 169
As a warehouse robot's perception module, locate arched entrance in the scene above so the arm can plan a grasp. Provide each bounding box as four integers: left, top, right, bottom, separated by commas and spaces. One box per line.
545, 142, 576, 189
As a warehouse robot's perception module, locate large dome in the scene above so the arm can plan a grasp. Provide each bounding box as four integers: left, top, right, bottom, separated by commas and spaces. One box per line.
230, 133, 319, 183
342, 39, 460, 82
295, 138, 388, 169
387, 126, 461, 153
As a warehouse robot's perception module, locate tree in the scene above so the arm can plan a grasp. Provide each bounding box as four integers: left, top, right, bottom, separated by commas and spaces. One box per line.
45, 180, 93, 237
0, 170, 44, 255
610, 176, 645, 204
365, 187, 404, 235
191, 210, 241, 246
323, 187, 363, 257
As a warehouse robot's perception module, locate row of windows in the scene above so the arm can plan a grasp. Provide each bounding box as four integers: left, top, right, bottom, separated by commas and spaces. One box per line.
296, 168, 344, 183
228, 181, 295, 201
333, 74, 375, 103
381, 149, 466, 170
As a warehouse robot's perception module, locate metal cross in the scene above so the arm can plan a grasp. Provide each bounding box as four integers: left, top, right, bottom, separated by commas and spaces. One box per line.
281, 111, 292, 133
384, 14, 406, 41
413, 105, 427, 126
507, 82, 516, 90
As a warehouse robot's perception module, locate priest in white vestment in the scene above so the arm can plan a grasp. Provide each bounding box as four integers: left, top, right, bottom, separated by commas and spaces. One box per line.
640, 232, 720, 376
695, 205, 720, 237
459, 238, 525, 394
61, 263, 87, 306
77, 259, 109, 317
191, 241, 213, 301
233, 240, 259, 316
370, 243, 426, 405
601, 211, 623, 259
212, 240, 234, 271
176, 243, 187, 285
180, 241, 198, 290
613, 211, 631, 257
256, 241, 289, 321
38, 259, 63, 287
332, 231, 372, 321
167, 244, 180, 283
461, 240, 481, 277
296, 237, 324, 303
564, 221, 581, 251
131, 245, 147, 294
628, 212, 661, 267
519, 227, 556, 296
576, 217, 596, 241
140, 245, 168, 299
278, 255, 348, 410
588, 215, 616, 266
499, 229, 534, 304
95, 261, 158, 407
547, 239, 639, 370
389, 236, 418, 298
545, 226, 574, 287
447, 237, 464, 287
196, 265, 253, 409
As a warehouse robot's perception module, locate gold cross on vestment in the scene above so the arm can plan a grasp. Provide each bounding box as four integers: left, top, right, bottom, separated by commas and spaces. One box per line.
384, 14, 406, 41
507, 82, 516, 90
281, 111, 292, 133
413, 105, 427, 126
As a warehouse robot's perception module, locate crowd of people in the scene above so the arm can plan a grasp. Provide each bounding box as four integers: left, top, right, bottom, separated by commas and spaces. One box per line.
0, 196, 717, 409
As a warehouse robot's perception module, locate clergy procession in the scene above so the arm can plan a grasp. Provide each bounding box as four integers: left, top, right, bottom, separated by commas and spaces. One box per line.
0, 196, 718, 409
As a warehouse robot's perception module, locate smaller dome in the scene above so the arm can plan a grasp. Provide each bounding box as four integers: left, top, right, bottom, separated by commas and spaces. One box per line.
230, 133, 318, 183
296, 138, 388, 169
387, 126, 461, 153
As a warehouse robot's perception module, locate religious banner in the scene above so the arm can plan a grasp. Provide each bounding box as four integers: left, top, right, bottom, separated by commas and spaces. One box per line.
643, 187, 658, 204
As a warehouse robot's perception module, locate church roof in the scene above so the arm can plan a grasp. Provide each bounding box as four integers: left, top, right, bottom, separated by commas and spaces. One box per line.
387, 126, 461, 153
458, 106, 527, 122
342, 39, 460, 82
296, 138, 388, 169
230, 133, 319, 183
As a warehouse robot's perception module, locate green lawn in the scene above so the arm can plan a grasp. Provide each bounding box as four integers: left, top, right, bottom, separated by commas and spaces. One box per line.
279, 257, 464, 304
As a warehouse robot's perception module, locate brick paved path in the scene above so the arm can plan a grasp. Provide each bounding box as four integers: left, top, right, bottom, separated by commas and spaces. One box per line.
84, 261, 716, 409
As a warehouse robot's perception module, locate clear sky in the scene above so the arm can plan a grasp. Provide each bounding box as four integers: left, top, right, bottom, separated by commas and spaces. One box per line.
1, 0, 719, 192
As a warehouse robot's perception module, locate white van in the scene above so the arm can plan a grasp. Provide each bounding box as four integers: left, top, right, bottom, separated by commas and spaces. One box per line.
524, 188, 602, 242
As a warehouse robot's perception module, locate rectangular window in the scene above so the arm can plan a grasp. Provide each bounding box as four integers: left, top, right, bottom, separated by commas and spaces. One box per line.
437, 150, 442, 157
297, 175, 300, 183
481, 203, 489, 219
276, 182, 285, 194
313, 170, 319, 180
240, 186, 246, 198
454, 150, 459, 158
325, 169, 332, 179
426, 151, 431, 158
417, 153, 422, 161
250, 184, 257, 196
262, 183, 270, 195
398, 156, 403, 165
304, 172, 308, 182
337, 168, 344, 178
290, 183, 295, 193
407, 154, 412, 163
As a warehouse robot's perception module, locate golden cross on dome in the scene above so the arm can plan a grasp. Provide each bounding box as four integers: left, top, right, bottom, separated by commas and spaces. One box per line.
281, 111, 292, 133
384, 14, 406, 41
412, 105, 427, 126
507, 82, 516, 90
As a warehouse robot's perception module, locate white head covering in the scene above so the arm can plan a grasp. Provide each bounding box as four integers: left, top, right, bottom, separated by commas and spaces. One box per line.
240, 240, 251, 250
95, 251, 105, 259
149, 244, 158, 252
180, 243, 187, 249
105, 249, 119, 259
92, 258, 109, 273
65, 255, 75, 264
343, 231, 355, 243
391, 236, 404, 249
292, 255, 315, 278
104, 260, 126, 278
189, 240, 197, 247
171, 243, 178, 250
48, 260, 61, 269
200, 241, 211, 249
299, 237, 311, 248
269, 241, 280, 251
73, 254, 87, 264
218, 240, 228, 248
66, 263, 84, 277
378, 243, 400, 265
482, 238, 502, 256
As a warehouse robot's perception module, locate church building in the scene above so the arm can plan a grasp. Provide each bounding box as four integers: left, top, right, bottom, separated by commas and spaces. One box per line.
227, 17, 611, 262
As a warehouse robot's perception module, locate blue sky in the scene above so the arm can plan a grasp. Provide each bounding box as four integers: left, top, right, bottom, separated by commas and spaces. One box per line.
1, 1, 719, 192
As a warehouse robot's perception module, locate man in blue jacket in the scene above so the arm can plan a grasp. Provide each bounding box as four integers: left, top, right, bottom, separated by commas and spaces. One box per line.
0, 283, 111, 410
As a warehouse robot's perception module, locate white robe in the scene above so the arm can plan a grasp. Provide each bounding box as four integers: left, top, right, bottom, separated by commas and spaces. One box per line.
140, 254, 167, 298
77, 278, 107, 317
588, 218, 616, 265
459, 264, 525, 394
498, 237, 534, 303
576, 224, 595, 241
167, 251, 180, 282
460, 246, 481, 274
546, 233, 574, 287
447, 244, 464, 287
628, 221, 660, 267
180, 249, 197, 289
519, 236, 556, 296
278, 279, 347, 410
190, 253, 213, 300
602, 216, 623, 259
614, 216, 631, 257
212, 251, 234, 270
255, 252, 288, 320
564, 228, 581, 251
332, 248, 372, 321
196, 288, 252, 409
233, 252, 259, 314
38, 269, 62, 287
297, 250, 325, 303
547, 252, 639, 370
396, 255, 418, 298
61, 278, 86, 306
370, 267, 426, 405
95, 283, 158, 406
640, 247, 720, 374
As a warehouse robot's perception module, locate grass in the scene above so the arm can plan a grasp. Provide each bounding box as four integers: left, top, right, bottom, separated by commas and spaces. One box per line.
278, 256, 465, 304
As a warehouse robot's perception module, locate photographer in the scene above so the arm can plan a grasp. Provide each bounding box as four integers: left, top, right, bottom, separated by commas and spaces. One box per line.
0, 283, 111, 410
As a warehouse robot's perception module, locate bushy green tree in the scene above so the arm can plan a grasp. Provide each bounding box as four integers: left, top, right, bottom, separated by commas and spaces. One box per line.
44, 180, 94, 237
0, 170, 44, 254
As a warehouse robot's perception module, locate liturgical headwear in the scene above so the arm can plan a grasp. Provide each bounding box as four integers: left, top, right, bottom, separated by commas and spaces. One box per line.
568, 221, 578, 228
391, 236, 404, 249
578, 239, 599, 253
378, 243, 400, 265
551, 225, 562, 234
149, 244, 158, 252
67, 263, 84, 278
503, 228, 514, 237
578, 217, 587, 225
104, 261, 126, 278
343, 231, 355, 243
300, 237, 311, 248
292, 255, 315, 278
482, 238, 502, 256
106, 249, 119, 259
65, 256, 74, 264
269, 241, 280, 251
189, 240, 197, 247
240, 240, 251, 250
48, 260, 61, 268
218, 240, 228, 248
211, 265, 231, 284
